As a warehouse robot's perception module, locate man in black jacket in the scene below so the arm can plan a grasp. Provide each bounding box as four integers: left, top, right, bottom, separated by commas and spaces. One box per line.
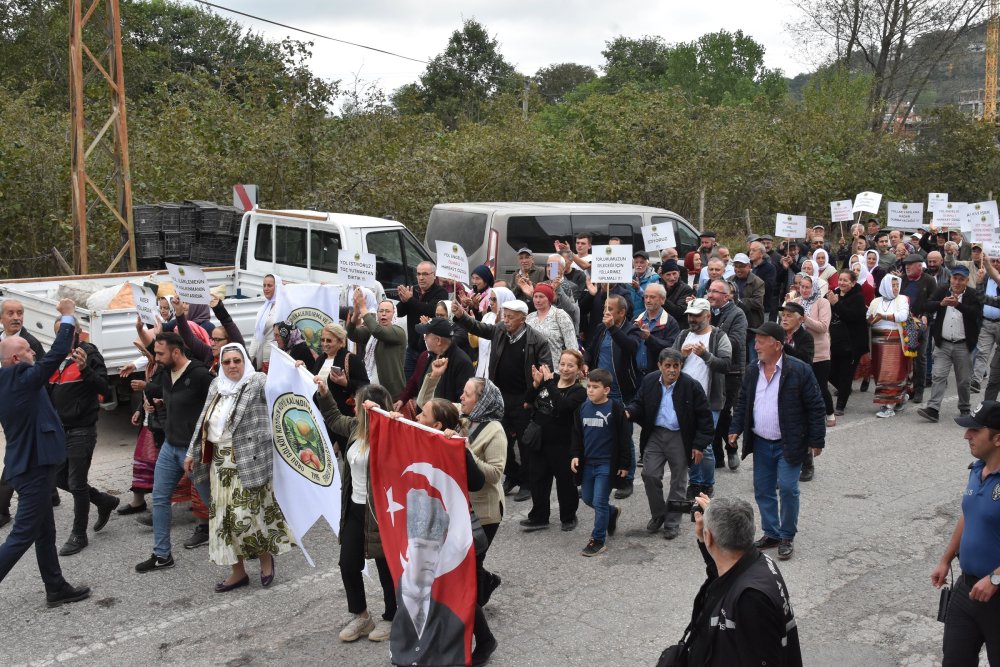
900, 254, 938, 403
136, 333, 214, 573
414, 317, 474, 403
626, 348, 714, 540
919, 265, 983, 423
778, 303, 814, 365
707, 280, 748, 470
48, 320, 120, 556
396, 261, 450, 380
659, 260, 694, 321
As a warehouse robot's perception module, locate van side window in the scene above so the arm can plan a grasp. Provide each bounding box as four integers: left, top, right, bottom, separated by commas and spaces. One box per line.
274, 226, 308, 268
254, 224, 272, 262
571, 215, 643, 246
310, 230, 342, 272
652, 216, 697, 255
505, 215, 571, 253
401, 232, 429, 285
367, 230, 407, 288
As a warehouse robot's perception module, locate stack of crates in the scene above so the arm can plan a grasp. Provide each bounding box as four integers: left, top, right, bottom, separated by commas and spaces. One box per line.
189, 200, 241, 266
124, 200, 243, 269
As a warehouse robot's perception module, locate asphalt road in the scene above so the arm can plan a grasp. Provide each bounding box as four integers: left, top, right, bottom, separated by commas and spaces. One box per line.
0, 375, 990, 667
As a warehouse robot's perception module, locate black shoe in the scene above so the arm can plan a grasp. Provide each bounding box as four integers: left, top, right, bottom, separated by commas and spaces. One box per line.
94, 497, 118, 532
214, 574, 250, 593
46, 583, 90, 608
59, 533, 88, 556
613, 482, 633, 500
777, 539, 794, 560
519, 518, 550, 532
470, 635, 498, 667
663, 525, 680, 540
754, 535, 781, 549
607, 505, 621, 536
135, 553, 174, 573
971, 380, 981, 393
727, 449, 740, 471
917, 407, 940, 423
714, 458, 725, 469
184, 523, 210, 549
0, 514, 10, 529
701, 485, 714, 498
646, 515, 665, 533
513, 487, 531, 502
910, 391, 923, 404
502, 479, 516, 496
800, 465, 814, 482
685, 484, 699, 501
560, 518, 578, 531
117, 501, 147, 515
859, 380, 869, 392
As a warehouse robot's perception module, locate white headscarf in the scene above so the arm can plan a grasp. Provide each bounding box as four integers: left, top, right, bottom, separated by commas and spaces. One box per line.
215, 342, 255, 396
813, 249, 830, 271
801, 259, 820, 283
878, 274, 901, 301
864, 249, 880, 272
254, 274, 284, 348
492, 286, 515, 312
354, 286, 380, 375
853, 253, 873, 286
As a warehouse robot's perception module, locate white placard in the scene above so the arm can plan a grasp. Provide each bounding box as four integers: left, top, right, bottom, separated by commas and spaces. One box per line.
338, 251, 377, 289
434, 240, 470, 286
928, 193, 948, 213
830, 200, 853, 223
984, 240, 1000, 258
130, 283, 159, 326
964, 201, 1000, 243
775, 214, 807, 239
852, 191, 883, 214
640, 222, 676, 252
936, 201, 968, 230
164, 262, 212, 305
886, 202, 925, 230
590, 244, 633, 284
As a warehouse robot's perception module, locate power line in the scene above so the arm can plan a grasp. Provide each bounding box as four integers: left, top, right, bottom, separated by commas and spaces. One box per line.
188, 0, 431, 65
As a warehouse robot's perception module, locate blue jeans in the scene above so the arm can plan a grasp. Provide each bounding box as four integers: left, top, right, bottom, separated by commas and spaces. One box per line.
580, 462, 613, 543
152, 442, 211, 558
688, 410, 720, 487
752, 436, 802, 540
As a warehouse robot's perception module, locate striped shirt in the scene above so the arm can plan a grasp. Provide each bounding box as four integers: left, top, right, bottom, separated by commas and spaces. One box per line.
752, 358, 782, 440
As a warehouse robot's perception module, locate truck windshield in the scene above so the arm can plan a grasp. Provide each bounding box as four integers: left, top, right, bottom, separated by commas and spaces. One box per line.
426, 209, 488, 254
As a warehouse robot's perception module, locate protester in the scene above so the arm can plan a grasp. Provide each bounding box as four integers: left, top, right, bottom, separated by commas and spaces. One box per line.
525, 282, 577, 364
274, 320, 316, 367
828, 269, 869, 415
250, 274, 281, 371
684, 252, 703, 290
706, 279, 747, 470
792, 275, 835, 428
396, 261, 450, 380
475, 287, 514, 379
633, 282, 680, 375
346, 292, 406, 400
659, 259, 694, 321
779, 303, 814, 365
867, 275, 911, 418
414, 317, 474, 406
730, 253, 766, 332
627, 250, 660, 315
183, 343, 293, 592
173, 295, 245, 374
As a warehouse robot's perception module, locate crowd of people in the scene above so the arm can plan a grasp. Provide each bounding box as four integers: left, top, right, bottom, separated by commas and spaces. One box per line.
1, 216, 999, 665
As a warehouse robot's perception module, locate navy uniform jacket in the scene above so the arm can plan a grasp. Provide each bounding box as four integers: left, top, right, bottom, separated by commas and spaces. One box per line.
0, 321, 74, 480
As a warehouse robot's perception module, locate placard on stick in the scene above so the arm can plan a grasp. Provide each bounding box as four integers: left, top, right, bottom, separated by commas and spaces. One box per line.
928, 193, 948, 213
130, 283, 159, 325
886, 202, 924, 230
434, 241, 470, 286
338, 251, 377, 289
775, 214, 807, 239
590, 244, 633, 284
640, 223, 676, 253
830, 200, 853, 223
963, 201, 1000, 243
936, 201, 967, 230
164, 262, 212, 305
852, 191, 883, 215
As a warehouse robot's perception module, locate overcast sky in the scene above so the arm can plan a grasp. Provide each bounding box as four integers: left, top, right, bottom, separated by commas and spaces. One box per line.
185, 0, 814, 94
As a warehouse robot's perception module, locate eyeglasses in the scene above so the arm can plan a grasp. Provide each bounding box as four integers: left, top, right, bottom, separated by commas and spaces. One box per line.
211, 337, 228, 343
707, 289, 727, 295
221, 358, 243, 366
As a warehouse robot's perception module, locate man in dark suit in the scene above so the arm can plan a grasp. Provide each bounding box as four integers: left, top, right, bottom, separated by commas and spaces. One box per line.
0, 297, 90, 606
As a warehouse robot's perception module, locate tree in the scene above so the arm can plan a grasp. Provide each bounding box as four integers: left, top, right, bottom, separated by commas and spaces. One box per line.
685, 30, 787, 104
601, 36, 672, 92
534, 63, 597, 103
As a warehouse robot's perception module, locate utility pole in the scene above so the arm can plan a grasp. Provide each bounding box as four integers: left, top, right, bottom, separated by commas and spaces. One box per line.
985, 0, 998, 122
522, 77, 530, 120
69, 0, 136, 274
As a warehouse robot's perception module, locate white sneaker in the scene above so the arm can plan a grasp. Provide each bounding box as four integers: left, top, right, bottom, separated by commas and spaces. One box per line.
876, 406, 895, 418
339, 615, 375, 642
368, 618, 392, 642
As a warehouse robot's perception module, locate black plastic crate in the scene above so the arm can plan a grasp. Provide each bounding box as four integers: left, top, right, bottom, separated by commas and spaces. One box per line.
198, 232, 236, 252
137, 257, 163, 271
178, 203, 196, 233
159, 203, 181, 232
133, 205, 161, 234
163, 231, 192, 258
187, 200, 220, 232
217, 205, 241, 235
136, 232, 163, 258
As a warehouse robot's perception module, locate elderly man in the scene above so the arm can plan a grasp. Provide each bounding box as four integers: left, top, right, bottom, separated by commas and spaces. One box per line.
901, 253, 938, 404
657, 495, 801, 666
0, 298, 91, 607
557, 248, 588, 298
634, 282, 680, 375
396, 261, 450, 380
414, 317, 474, 405
925, 251, 952, 289
918, 265, 983, 423
731, 253, 766, 333
628, 250, 660, 316
453, 298, 551, 501
626, 348, 714, 540
697, 257, 731, 298
748, 241, 777, 318
778, 302, 814, 365
944, 241, 984, 289
729, 321, 825, 560
347, 296, 407, 401
512, 247, 547, 302
707, 279, 748, 470
697, 231, 718, 267
659, 259, 694, 321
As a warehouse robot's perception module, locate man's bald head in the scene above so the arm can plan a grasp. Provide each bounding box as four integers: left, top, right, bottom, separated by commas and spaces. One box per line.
0, 335, 32, 367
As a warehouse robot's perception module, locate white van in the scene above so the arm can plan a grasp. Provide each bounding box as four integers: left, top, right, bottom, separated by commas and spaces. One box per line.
423, 202, 700, 282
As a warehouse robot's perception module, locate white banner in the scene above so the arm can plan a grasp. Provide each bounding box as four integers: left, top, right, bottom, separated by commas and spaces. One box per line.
435, 240, 471, 286
274, 284, 342, 358
130, 283, 159, 326
641, 222, 676, 252
928, 192, 948, 213
830, 200, 853, 223
338, 251, 378, 289
590, 244, 633, 284
886, 202, 925, 230
265, 348, 342, 566
852, 191, 883, 215
964, 201, 1000, 244
164, 262, 212, 305
936, 201, 968, 230
775, 214, 807, 239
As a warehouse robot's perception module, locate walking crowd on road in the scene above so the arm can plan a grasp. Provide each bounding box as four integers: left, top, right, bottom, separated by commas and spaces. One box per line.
1, 219, 999, 666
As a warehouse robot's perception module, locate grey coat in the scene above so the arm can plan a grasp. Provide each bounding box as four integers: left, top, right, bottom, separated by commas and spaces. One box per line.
186, 373, 273, 488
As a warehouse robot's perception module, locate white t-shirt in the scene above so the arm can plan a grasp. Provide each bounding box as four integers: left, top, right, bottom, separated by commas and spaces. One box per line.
682, 330, 712, 395
346, 441, 369, 505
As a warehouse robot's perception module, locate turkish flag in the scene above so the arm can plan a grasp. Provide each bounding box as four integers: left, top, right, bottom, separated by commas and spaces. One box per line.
369, 409, 475, 667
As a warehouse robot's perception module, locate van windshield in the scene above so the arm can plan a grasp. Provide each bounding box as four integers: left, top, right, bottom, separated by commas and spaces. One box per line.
426, 209, 488, 254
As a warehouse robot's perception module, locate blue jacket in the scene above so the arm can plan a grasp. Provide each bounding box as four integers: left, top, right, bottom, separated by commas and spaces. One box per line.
0, 321, 74, 480
729, 353, 825, 466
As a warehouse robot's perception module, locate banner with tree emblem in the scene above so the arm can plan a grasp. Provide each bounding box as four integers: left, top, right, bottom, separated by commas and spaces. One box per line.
265, 348, 342, 566
369, 409, 475, 667
274, 283, 341, 357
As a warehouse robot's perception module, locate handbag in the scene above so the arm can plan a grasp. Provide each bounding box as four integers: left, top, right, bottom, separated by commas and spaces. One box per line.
901, 316, 925, 358
470, 509, 488, 556
520, 420, 543, 452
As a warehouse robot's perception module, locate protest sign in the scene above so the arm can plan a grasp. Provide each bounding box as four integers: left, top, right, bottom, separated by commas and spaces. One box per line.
640, 222, 676, 252
130, 283, 159, 325
164, 262, 212, 305
928, 193, 948, 214
935, 201, 967, 230
852, 191, 882, 215
338, 251, 378, 289
590, 244, 633, 284
830, 200, 853, 223
886, 202, 924, 230
775, 214, 807, 239
963, 201, 1000, 243
435, 241, 471, 286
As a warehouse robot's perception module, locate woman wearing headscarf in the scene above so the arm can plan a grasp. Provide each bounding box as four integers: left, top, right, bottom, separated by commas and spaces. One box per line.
799, 258, 829, 296
184, 343, 294, 592
251, 274, 282, 371
812, 249, 838, 290
684, 252, 702, 289
315, 383, 397, 644
466, 264, 495, 320
458, 377, 507, 606
851, 253, 877, 305
476, 287, 515, 379
865, 249, 886, 291
866, 274, 911, 418
346, 288, 406, 401
793, 274, 835, 429
828, 268, 868, 415
274, 320, 317, 367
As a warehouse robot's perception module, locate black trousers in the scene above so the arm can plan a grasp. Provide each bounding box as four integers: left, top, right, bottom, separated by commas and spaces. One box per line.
54, 426, 116, 535
501, 403, 531, 487
714, 373, 743, 456
942, 574, 1000, 666
812, 360, 834, 416
527, 439, 578, 524
830, 345, 861, 411
0, 468, 60, 516
339, 501, 396, 620
476, 514, 502, 606
0, 465, 65, 592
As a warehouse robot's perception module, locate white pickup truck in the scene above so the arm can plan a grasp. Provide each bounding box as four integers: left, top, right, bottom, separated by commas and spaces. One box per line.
0, 208, 432, 398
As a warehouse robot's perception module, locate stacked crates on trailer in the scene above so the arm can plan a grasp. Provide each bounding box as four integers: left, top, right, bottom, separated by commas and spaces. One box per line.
124, 200, 243, 269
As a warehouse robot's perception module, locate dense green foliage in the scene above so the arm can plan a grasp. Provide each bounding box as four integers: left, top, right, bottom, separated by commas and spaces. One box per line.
1, 3, 999, 277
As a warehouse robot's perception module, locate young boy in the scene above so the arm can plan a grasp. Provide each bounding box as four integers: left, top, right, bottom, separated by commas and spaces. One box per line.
570, 368, 632, 556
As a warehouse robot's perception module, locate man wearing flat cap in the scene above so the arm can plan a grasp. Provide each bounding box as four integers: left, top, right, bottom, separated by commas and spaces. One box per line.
415, 317, 475, 405
698, 231, 718, 268
901, 253, 937, 404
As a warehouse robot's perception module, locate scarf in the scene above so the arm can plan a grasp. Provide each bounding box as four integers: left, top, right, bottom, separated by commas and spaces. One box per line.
254, 275, 283, 349
467, 379, 505, 424
798, 283, 821, 315
275, 320, 303, 349
878, 273, 901, 301
492, 286, 515, 312
853, 253, 873, 286
212, 342, 255, 427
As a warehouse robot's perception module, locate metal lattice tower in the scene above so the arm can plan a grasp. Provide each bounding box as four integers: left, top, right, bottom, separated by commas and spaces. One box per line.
985, 0, 999, 122
69, 0, 136, 274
